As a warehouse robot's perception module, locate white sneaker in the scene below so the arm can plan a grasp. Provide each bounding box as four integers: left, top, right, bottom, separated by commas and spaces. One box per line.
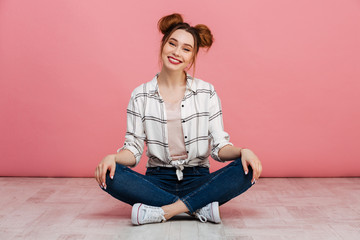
194, 202, 221, 223
131, 203, 166, 225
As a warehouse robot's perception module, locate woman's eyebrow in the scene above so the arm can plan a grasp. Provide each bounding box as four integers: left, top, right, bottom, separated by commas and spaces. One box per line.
169, 38, 193, 48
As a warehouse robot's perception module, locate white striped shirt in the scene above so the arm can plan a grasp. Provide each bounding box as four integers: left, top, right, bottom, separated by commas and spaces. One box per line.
117, 73, 233, 179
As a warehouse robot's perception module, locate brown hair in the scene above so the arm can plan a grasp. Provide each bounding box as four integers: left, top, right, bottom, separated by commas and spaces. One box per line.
157, 13, 214, 74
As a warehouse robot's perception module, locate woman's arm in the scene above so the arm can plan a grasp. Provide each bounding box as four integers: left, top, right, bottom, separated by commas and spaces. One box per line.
114, 149, 136, 166
219, 145, 262, 184
218, 145, 241, 160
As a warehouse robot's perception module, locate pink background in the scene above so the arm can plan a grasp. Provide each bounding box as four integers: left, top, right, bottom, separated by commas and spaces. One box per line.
1, 0, 359, 177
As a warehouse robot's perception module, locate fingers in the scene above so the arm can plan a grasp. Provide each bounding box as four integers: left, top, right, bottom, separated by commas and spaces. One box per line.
251, 160, 262, 184
251, 163, 257, 185
241, 156, 255, 184
242, 157, 257, 184
243, 158, 260, 184
94, 163, 110, 190
101, 164, 108, 189
109, 164, 115, 180
95, 155, 117, 190
95, 164, 104, 188
241, 149, 262, 184
95, 165, 99, 185
241, 158, 249, 175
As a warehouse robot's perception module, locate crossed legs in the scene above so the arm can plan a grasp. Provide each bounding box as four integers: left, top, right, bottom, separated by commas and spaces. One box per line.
102, 158, 254, 222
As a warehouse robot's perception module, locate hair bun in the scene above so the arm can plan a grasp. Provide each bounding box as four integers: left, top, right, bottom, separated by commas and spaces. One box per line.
194, 24, 213, 49
158, 13, 184, 34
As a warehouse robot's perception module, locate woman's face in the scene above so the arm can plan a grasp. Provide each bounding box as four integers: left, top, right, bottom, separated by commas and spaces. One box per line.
161, 29, 195, 72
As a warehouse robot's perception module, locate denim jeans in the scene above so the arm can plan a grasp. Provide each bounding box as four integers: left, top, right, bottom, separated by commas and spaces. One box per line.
103, 157, 254, 213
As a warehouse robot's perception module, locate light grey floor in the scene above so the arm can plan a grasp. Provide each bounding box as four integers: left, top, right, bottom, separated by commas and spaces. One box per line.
0, 177, 359, 240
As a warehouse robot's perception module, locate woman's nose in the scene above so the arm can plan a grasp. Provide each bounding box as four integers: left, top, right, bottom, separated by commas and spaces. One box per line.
173, 47, 180, 56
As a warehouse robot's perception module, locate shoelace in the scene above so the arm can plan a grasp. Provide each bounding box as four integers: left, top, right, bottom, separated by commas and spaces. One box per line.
195, 212, 208, 223
142, 208, 166, 223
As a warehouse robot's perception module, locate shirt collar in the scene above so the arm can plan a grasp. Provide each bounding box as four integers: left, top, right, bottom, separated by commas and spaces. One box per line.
149, 72, 196, 96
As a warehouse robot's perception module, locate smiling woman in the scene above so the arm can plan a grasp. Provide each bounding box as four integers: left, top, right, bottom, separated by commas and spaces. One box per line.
158, 13, 213, 78
94, 13, 262, 226
162, 30, 194, 69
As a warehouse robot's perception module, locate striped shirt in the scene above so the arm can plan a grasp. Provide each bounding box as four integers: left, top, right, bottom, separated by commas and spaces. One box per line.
117, 73, 233, 179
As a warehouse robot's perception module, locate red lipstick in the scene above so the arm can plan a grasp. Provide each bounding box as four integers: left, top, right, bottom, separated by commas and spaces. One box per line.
168, 56, 182, 65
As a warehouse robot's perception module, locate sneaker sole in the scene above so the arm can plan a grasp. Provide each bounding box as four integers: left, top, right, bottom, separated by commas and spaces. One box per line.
131, 203, 142, 225
211, 202, 221, 223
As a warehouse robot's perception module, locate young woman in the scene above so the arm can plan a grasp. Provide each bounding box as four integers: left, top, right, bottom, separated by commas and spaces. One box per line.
95, 13, 262, 225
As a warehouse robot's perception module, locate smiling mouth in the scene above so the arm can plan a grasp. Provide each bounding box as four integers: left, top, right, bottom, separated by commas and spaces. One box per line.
168, 56, 182, 65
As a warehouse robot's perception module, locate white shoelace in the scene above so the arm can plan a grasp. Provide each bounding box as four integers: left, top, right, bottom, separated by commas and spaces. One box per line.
194, 212, 208, 223
194, 203, 214, 223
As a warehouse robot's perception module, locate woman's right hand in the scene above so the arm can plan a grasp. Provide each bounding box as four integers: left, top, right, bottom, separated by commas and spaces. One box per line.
95, 154, 116, 189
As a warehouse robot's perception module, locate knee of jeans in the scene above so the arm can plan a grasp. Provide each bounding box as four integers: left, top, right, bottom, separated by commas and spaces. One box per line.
115, 163, 128, 172
232, 158, 253, 179
234, 157, 242, 165
104, 163, 127, 186
231, 157, 243, 170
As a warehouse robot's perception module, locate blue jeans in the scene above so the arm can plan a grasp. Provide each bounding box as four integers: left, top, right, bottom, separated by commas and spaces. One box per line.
102, 157, 254, 213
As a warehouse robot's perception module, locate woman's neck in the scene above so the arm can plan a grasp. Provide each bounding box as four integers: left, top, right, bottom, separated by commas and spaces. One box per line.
157, 68, 186, 89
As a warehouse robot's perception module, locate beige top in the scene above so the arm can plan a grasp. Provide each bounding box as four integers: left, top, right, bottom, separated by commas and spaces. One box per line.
165, 100, 188, 161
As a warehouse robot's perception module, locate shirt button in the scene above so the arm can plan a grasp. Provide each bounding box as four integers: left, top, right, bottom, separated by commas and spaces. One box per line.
186, 151, 189, 153
185, 136, 187, 139
182, 120, 185, 123
182, 105, 184, 107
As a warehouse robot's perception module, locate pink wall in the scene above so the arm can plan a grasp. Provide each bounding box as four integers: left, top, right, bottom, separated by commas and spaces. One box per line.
1, 0, 359, 177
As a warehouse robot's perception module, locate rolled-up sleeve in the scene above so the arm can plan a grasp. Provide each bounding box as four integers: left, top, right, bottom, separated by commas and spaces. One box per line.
117, 93, 145, 167
208, 87, 233, 162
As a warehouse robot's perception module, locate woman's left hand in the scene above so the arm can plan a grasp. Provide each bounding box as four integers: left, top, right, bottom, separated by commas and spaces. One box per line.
241, 148, 262, 184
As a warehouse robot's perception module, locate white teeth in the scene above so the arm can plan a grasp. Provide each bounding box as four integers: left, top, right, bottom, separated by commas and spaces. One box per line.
169, 57, 180, 63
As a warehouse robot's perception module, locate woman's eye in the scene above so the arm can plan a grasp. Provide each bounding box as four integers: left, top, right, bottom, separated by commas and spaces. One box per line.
184, 48, 190, 52
169, 42, 176, 46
